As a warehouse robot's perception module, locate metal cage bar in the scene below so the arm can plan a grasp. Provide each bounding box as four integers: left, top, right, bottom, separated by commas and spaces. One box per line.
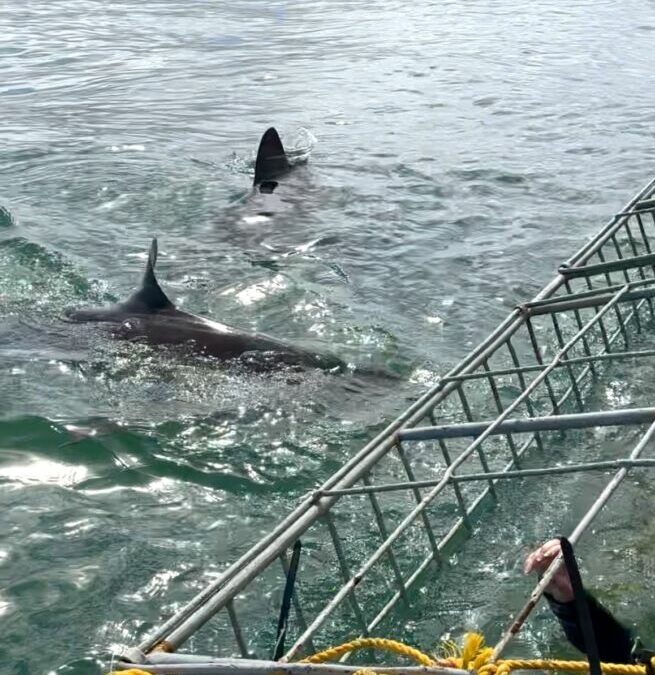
323, 512, 369, 636
623, 221, 655, 317
362, 473, 411, 605
227, 601, 250, 659
435, 437, 471, 530
481, 359, 523, 467
455, 386, 496, 497
395, 441, 443, 558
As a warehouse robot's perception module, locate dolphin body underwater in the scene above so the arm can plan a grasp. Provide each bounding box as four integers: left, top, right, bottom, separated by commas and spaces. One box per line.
228, 126, 314, 229
65, 239, 343, 371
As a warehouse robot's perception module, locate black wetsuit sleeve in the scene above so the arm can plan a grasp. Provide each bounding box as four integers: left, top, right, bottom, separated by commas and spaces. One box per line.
546, 591, 633, 663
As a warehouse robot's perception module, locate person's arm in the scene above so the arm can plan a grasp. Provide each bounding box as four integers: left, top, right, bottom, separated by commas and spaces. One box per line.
545, 590, 633, 663
524, 540, 633, 663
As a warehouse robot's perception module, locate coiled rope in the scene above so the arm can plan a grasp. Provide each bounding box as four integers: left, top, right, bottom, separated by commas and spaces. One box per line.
107, 632, 655, 675
300, 633, 655, 675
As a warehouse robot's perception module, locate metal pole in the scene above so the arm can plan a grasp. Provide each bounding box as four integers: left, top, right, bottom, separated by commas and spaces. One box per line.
524, 285, 655, 316
558, 251, 655, 278
135, 312, 527, 656
442, 348, 655, 382
399, 407, 655, 442
133, 654, 469, 675
524, 277, 648, 309
317, 458, 655, 497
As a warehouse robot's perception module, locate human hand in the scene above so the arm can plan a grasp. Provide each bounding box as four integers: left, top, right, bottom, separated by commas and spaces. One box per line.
523, 538, 574, 603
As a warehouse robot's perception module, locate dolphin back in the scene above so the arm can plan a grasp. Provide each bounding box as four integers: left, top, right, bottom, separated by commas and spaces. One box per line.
66, 238, 175, 322
123, 238, 174, 313
254, 127, 290, 185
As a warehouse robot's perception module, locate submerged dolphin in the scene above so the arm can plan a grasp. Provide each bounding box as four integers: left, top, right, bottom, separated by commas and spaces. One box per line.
227, 127, 314, 228
66, 239, 342, 370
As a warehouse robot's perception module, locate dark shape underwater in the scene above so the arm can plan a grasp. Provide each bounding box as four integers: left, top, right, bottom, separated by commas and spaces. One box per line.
65, 239, 342, 371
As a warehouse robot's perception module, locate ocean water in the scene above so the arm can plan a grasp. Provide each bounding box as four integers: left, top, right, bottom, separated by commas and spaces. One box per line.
1, 1, 655, 673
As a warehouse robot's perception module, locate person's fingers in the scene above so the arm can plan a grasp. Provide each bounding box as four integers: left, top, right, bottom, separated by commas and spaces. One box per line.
523, 551, 535, 574
524, 550, 546, 573
542, 539, 562, 556
524, 540, 562, 574
535, 540, 561, 563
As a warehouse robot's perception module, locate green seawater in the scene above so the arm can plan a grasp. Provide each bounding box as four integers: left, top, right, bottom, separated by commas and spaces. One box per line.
2, 1, 655, 673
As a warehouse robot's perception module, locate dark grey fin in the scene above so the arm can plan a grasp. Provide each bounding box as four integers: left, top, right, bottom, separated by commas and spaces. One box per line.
124, 238, 175, 313
254, 127, 290, 185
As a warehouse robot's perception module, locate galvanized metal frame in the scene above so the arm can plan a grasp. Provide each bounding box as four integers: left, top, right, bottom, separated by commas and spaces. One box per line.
114, 177, 655, 673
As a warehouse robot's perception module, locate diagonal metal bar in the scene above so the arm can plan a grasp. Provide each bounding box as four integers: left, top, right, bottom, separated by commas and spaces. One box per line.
364, 484, 495, 635
525, 316, 560, 414
317, 458, 655, 497
436, 439, 472, 529
581, 273, 614, 353
558, 251, 655, 278
481, 359, 522, 467
456, 386, 496, 496
609, 234, 642, 334
323, 512, 368, 636
623, 223, 655, 317
442, 347, 655, 382
563, 278, 598, 376
550, 289, 650, 420
227, 601, 251, 659
395, 441, 443, 558
362, 473, 411, 604
399, 407, 655, 442
549, 313, 584, 411
505, 337, 545, 451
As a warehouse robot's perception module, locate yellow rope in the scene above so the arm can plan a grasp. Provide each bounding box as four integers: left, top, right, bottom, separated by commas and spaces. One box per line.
477, 660, 655, 675
301, 633, 655, 675
301, 637, 435, 666
106, 670, 152, 675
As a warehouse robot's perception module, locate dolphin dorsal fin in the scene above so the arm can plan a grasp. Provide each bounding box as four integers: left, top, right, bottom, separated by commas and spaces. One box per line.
125, 238, 175, 313
254, 127, 290, 185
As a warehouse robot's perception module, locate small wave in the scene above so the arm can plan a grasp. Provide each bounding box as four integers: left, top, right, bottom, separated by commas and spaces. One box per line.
285, 127, 317, 164
0, 236, 109, 311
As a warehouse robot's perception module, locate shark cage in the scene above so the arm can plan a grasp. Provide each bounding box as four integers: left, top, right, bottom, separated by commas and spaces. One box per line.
111, 176, 655, 675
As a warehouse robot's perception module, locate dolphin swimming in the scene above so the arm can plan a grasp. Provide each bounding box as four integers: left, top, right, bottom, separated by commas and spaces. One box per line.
225, 127, 316, 229
65, 239, 342, 370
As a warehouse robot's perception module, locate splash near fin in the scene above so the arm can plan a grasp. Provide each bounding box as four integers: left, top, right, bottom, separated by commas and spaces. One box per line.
125, 238, 175, 313
254, 127, 290, 185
